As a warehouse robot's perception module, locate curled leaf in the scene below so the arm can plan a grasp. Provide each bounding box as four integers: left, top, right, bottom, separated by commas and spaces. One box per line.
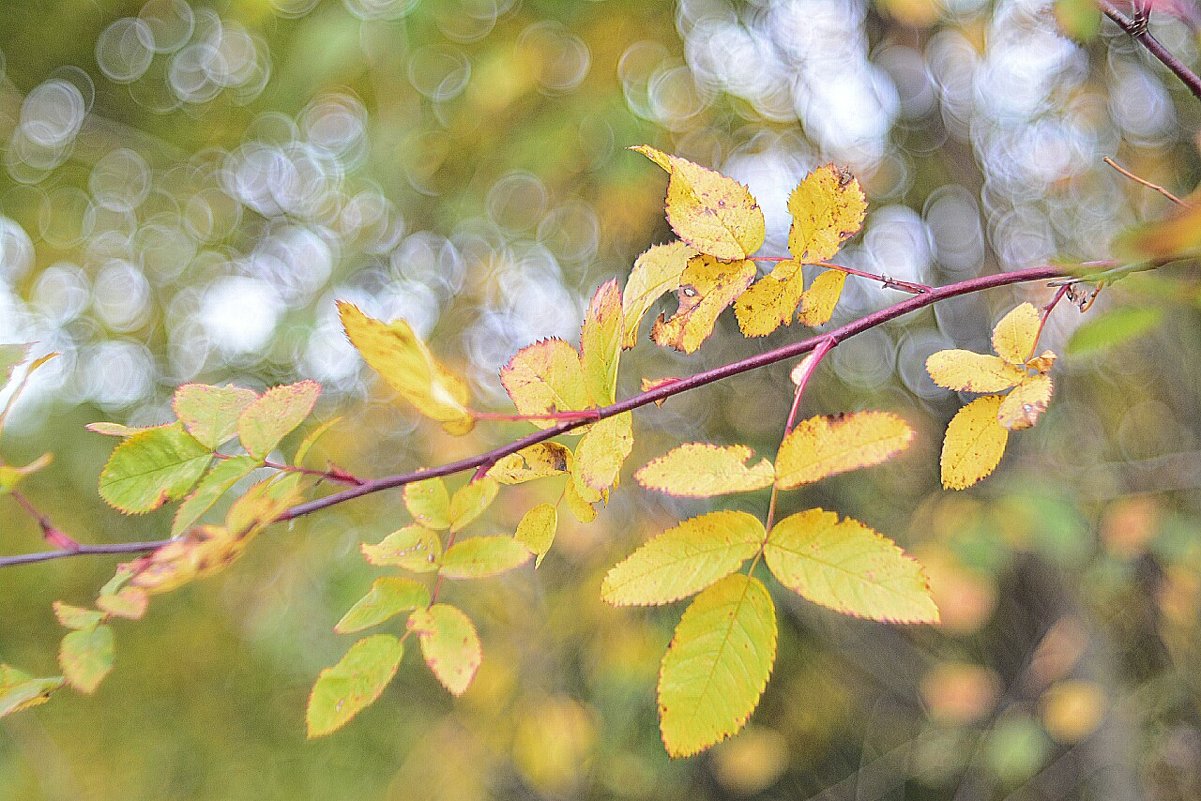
580, 279, 623, 406
487, 442, 571, 485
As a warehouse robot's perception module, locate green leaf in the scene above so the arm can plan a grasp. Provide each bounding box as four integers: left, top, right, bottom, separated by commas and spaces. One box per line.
408, 604, 482, 696
173, 384, 259, 449
306, 635, 404, 738
0, 453, 53, 492
448, 477, 498, 533
764, 509, 938, 623
360, 525, 442, 572
602, 511, 765, 606
98, 423, 212, 514
335, 577, 430, 634
171, 455, 261, 536
658, 574, 777, 758
237, 380, 322, 459
52, 601, 103, 631
404, 477, 451, 530
59, 624, 115, 694
439, 536, 532, 579
0, 665, 63, 718
1066, 306, 1163, 355
514, 503, 557, 567
1054, 0, 1101, 41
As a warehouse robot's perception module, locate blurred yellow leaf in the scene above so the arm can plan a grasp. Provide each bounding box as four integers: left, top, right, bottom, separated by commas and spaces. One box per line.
734, 260, 805, 338
1040, 680, 1107, 743
991, 302, 1041, 365
787, 165, 867, 263
500, 338, 591, 428
775, 412, 914, 489
0, 666, 63, 718
59, 625, 115, 694
512, 698, 597, 796
710, 726, 789, 796
580, 279, 623, 406
635, 443, 774, 497
487, 442, 571, 484
997, 373, 1053, 430
1118, 202, 1201, 261
514, 503, 557, 567
623, 241, 693, 348
925, 351, 1027, 392
797, 269, 848, 326
651, 255, 756, 353
940, 394, 1009, 490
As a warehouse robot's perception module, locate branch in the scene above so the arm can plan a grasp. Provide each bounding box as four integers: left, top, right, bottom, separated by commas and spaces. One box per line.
1100, 0, 1201, 100
0, 263, 1089, 570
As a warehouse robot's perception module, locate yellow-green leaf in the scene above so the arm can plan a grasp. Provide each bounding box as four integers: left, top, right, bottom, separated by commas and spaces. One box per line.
658, 574, 777, 758
171, 455, 261, 537
797, 269, 848, 327
764, 509, 938, 623
237, 380, 322, 459
0, 665, 62, 717
407, 604, 481, 696
602, 511, 765, 606
998, 374, 1053, 431
561, 475, 597, 523
173, 384, 258, 449
85, 422, 148, 437
925, 350, 1027, 393
1054, 0, 1101, 40
338, 300, 474, 435
361, 525, 442, 572
775, 412, 914, 489
306, 635, 403, 738
1118, 203, 1201, 261
651, 255, 756, 354
1066, 306, 1163, 355
439, 536, 532, 579
635, 443, 774, 498
60, 624, 115, 694
514, 503, 557, 567
734, 260, 806, 338
500, 338, 591, 428
98, 423, 212, 514
335, 577, 430, 634
941, 394, 1009, 490
96, 587, 147, 620
623, 241, 693, 348
992, 303, 1041, 365
53, 601, 103, 631
580, 279, 623, 406
487, 442, 571, 484
404, 477, 451, 530
632, 145, 765, 261
787, 165, 867, 262
449, 477, 499, 533
572, 412, 633, 494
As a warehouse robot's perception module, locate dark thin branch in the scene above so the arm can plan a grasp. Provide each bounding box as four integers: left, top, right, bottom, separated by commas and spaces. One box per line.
0, 539, 181, 567
1100, 0, 1201, 100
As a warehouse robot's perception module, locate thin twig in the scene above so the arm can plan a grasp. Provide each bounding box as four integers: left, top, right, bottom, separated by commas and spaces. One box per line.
1103, 157, 1190, 206
1100, 0, 1201, 100
753, 255, 932, 294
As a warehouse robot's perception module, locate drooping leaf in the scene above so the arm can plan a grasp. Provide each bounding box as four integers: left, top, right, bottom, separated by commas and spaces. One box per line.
439, 536, 532, 579
237, 380, 322, 459
96, 587, 147, 620
408, 604, 482, 696
623, 241, 693, 348
602, 511, 765, 606
992, 303, 1041, 365
764, 509, 938, 623
940, 394, 1009, 490
306, 635, 404, 738
734, 260, 806, 337
787, 165, 868, 263
0, 343, 30, 388
926, 350, 1028, 393
998, 374, 1053, 431
172, 384, 258, 449
0, 665, 63, 718
651, 255, 756, 354
335, 577, 430, 634
797, 269, 848, 327
60, 625, 115, 694
98, 423, 212, 514
361, 525, 442, 572
635, 443, 774, 498
404, 477, 451, 530
338, 301, 474, 435
1066, 306, 1163, 355
580, 279, 623, 406
561, 476, 597, 523
632, 145, 765, 261
449, 477, 499, 533
658, 574, 777, 758
572, 412, 633, 494
52, 602, 104, 631
775, 412, 914, 489
514, 503, 557, 567
499, 338, 591, 428
487, 442, 571, 484
171, 455, 261, 536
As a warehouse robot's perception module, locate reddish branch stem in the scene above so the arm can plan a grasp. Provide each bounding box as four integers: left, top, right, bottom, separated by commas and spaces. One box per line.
1100, 0, 1201, 100
0, 263, 1091, 569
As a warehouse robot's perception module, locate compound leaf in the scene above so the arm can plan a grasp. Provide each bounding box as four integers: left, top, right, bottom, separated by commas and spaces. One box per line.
787, 165, 867, 263
306, 635, 403, 738
408, 604, 481, 696
941, 394, 1009, 490
99, 423, 212, 514
635, 443, 773, 498
776, 412, 914, 489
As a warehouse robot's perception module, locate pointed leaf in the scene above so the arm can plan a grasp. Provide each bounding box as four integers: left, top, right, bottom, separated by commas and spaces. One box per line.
652, 255, 756, 354
787, 165, 867, 262
404, 477, 451, 530
514, 503, 557, 567
632, 145, 765, 260
775, 412, 914, 489
623, 241, 693, 348
171, 455, 261, 536
306, 635, 403, 738
173, 384, 258, 449
572, 412, 633, 494
926, 350, 1027, 393
98, 423, 212, 514
60, 624, 115, 694
1027, 350, 1057, 374
602, 511, 765, 606
992, 303, 1041, 365
361, 525, 442, 572
449, 477, 499, 533
500, 338, 591, 428
658, 574, 776, 758
580, 279, 623, 406
338, 301, 474, 435
335, 577, 430, 634
998, 374, 1053, 431
636, 443, 774, 498
237, 380, 321, 459
941, 394, 1009, 490
764, 509, 938, 623
1066, 306, 1163, 355
0, 665, 63, 717
440, 536, 532, 579
86, 422, 149, 437
487, 442, 571, 484
408, 604, 481, 696
53, 602, 103, 631
797, 269, 848, 327
734, 260, 805, 337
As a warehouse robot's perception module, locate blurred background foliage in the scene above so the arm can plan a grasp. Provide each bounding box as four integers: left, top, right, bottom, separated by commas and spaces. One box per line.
1, 0, 1201, 798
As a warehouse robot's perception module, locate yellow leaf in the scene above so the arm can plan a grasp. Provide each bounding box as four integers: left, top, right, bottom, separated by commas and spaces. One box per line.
407, 604, 481, 696
1026, 349, 1057, 374
449, 477, 499, 533
338, 301, 474, 435
775, 412, 914, 489
632, 145, 765, 261
500, 338, 591, 428
991, 302, 1041, 365
640, 376, 680, 406
623, 241, 693, 348
403, 477, 451, 530
580, 279, 623, 406
940, 394, 1009, 490
651, 255, 756, 354
514, 503, 557, 567
572, 412, 633, 494
486, 442, 571, 484
361, 525, 442, 572
925, 350, 1027, 393
733, 260, 805, 338
635, 443, 774, 498
998, 374, 1053, 431
560, 475, 597, 523
787, 165, 867, 263
764, 509, 938, 623
796, 269, 847, 327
